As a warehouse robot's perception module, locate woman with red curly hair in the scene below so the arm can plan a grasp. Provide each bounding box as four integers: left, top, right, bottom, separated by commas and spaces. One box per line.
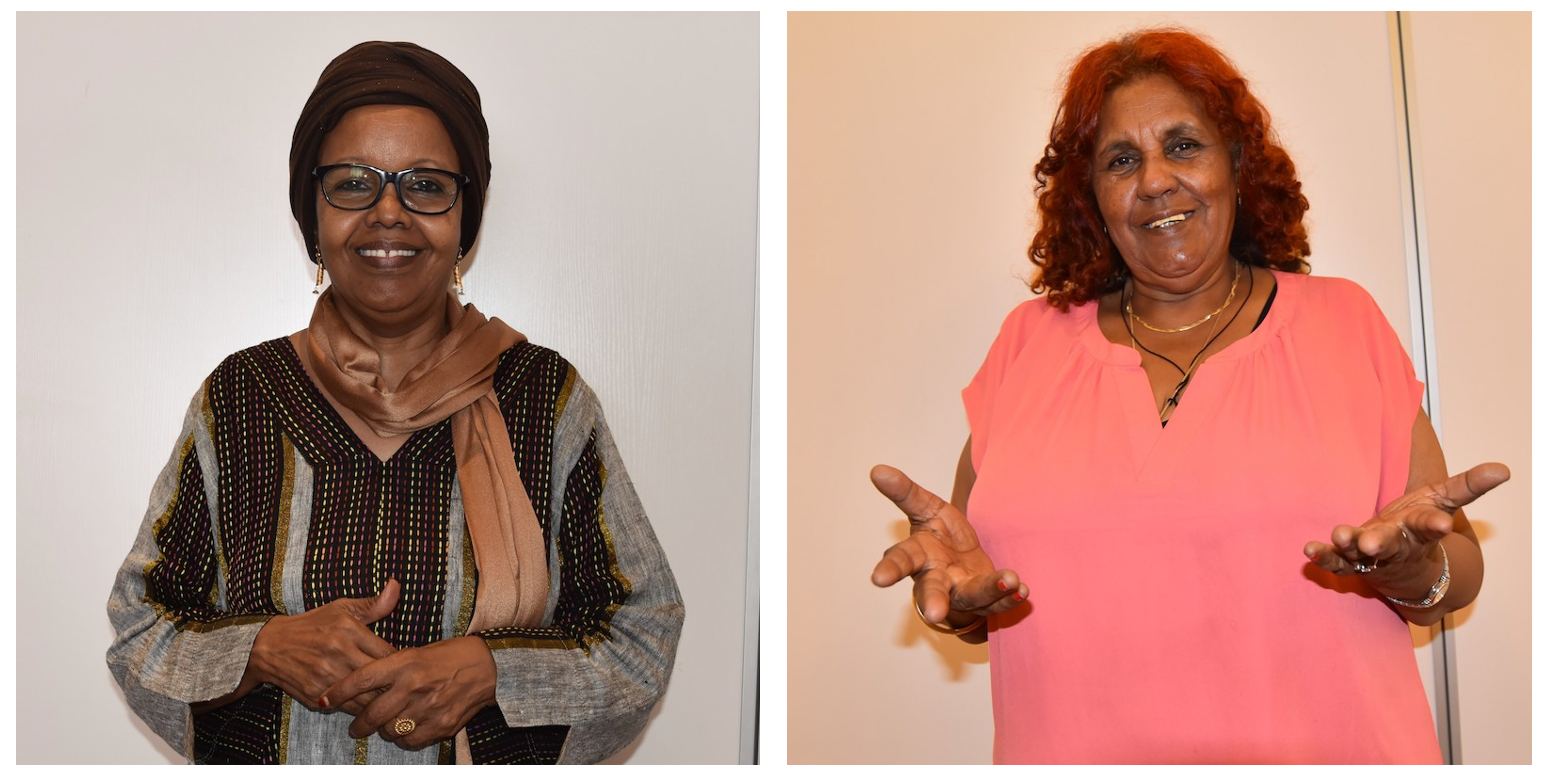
870, 28, 1507, 764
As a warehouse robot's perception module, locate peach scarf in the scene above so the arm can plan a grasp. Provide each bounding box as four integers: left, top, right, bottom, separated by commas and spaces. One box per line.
305, 289, 549, 633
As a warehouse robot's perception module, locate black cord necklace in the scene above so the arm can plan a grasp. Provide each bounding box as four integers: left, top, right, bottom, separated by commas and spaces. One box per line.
1123, 262, 1254, 421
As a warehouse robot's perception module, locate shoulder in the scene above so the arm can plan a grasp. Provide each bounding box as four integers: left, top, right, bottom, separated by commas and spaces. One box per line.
203, 336, 301, 393
493, 341, 577, 403
1285, 272, 1384, 316
998, 295, 1057, 329
492, 341, 609, 436
980, 295, 1077, 359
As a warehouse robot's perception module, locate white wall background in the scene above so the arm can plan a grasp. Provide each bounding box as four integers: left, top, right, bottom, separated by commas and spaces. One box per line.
789, 11, 1528, 764
16, 12, 758, 765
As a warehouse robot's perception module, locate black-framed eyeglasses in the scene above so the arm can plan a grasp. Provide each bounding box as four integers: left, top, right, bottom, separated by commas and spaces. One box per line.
313, 164, 470, 215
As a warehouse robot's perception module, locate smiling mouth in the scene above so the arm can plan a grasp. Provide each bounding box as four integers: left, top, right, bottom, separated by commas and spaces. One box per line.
356, 248, 420, 258
1142, 211, 1194, 230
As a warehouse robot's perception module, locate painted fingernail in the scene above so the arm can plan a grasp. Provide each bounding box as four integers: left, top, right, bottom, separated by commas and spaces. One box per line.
1310, 552, 1320, 562
998, 580, 1008, 591
319, 695, 329, 708
1013, 592, 1025, 601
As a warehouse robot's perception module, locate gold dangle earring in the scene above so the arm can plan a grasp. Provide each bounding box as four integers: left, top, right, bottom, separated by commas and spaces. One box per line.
313, 250, 325, 295
454, 250, 465, 296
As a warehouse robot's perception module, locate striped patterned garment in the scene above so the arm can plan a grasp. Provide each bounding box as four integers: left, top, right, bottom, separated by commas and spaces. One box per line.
107, 338, 684, 764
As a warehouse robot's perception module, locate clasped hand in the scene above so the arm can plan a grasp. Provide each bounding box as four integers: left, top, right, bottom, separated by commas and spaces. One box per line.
1302, 463, 1508, 598
869, 465, 1028, 629
247, 579, 498, 749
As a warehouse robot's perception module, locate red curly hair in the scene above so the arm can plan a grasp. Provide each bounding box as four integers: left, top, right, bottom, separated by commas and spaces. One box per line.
1029, 28, 1310, 310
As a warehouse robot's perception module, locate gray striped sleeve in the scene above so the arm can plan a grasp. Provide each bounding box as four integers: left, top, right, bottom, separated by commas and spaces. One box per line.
482, 374, 685, 764
104, 384, 268, 761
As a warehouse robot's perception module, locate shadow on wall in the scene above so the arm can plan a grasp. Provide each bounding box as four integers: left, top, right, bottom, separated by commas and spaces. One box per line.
883, 519, 995, 682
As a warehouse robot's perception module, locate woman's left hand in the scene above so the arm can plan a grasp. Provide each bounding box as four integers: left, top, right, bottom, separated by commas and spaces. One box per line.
1303, 463, 1508, 597
320, 635, 499, 749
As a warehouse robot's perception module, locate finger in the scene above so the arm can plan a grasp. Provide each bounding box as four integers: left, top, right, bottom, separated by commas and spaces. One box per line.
357, 579, 402, 624
1304, 543, 1357, 576
351, 691, 402, 741
871, 465, 950, 524
952, 569, 1027, 612
912, 572, 955, 626
329, 579, 401, 625
1354, 521, 1407, 559
871, 538, 930, 587
350, 686, 410, 740
1431, 462, 1511, 510
1327, 525, 1365, 558
1398, 510, 1454, 544
322, 653, 402, 712
336, 688, 383, 716
355, 631, 399, 661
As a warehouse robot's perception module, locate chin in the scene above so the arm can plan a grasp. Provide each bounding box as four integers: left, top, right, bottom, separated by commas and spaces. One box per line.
338, 286, 445, 317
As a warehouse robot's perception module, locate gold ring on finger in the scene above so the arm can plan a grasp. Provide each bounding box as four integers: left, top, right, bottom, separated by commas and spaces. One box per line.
393, 718, 416, 736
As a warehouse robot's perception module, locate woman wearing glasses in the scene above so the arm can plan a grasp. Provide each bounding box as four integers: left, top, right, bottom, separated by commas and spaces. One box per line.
106, 41, 684, 764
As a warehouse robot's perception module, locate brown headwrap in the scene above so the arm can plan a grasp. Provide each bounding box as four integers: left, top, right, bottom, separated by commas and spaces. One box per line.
289, 41, 491, 260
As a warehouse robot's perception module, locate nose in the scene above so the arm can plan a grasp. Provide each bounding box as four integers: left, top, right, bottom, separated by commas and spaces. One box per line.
366, 182, 412, 228
1136, 155, 1178, 200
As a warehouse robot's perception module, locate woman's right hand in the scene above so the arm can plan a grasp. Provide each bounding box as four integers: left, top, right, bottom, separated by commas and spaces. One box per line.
869, 465, 1028, 630
242, 579, 403, 713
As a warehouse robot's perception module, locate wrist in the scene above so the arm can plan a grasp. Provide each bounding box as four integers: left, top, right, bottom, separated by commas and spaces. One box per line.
1375, 543, 1449, 606
459, 635, 500, 708
247, 615, 286, 687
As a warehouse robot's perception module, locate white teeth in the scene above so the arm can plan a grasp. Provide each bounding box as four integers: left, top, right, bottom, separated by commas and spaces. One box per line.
357, 249, 419, 258
1144, 212, 1191, 229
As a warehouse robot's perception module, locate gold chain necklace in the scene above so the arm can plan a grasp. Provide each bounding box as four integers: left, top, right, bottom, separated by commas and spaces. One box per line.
1123, 263, 1255, 423
1129, 260, 1241, 333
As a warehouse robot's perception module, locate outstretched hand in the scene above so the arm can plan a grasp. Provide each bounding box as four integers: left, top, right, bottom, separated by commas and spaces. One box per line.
1304, 463, 1508, 593
870, 465, 1028, 628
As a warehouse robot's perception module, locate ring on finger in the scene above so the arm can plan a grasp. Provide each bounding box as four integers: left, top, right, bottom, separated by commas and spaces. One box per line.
393, 718, 416, 736
1352, 557, 1380, 574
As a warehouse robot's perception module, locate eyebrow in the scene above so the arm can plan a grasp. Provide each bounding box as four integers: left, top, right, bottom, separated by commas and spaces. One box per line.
1096, 122, 1208, 158
327, 157, 454, 169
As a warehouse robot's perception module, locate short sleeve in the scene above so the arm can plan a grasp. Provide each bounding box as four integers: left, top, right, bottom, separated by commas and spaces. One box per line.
961, 299, 1051, 474
1338, 281, 1427, 511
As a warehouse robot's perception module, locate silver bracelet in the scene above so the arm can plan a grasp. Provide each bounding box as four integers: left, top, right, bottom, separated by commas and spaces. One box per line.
1386, 542, 1450, 609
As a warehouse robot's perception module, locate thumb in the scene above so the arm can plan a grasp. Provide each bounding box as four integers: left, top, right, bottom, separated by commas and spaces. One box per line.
871, 464, 948, 523
1435, 462, 1511, 511
340, 578, 401, 624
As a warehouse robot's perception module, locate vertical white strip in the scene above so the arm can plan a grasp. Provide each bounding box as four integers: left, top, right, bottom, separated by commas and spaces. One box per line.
283, 446, 313, 615
740, 19, 766, 755
740, 249, 761, 764
1386, 11, 1458, 765
758, 8, 785, 766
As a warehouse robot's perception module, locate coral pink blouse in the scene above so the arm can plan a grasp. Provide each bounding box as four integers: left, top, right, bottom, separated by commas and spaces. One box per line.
962, 271, 1440, 764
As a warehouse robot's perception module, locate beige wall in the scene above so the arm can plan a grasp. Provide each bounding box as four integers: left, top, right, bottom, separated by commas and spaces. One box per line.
16, 12, 757, 764
1407, 11, 1531, 765
789, 11, 1528, 764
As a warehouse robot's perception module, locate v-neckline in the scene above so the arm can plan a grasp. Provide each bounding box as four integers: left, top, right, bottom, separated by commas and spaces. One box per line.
278, 336, 439, 466
1078, 269, 1291, 474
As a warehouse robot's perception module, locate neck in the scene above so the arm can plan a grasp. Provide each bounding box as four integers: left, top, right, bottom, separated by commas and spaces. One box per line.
331, 294, 454, 391
1128, 258, 1240, 328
